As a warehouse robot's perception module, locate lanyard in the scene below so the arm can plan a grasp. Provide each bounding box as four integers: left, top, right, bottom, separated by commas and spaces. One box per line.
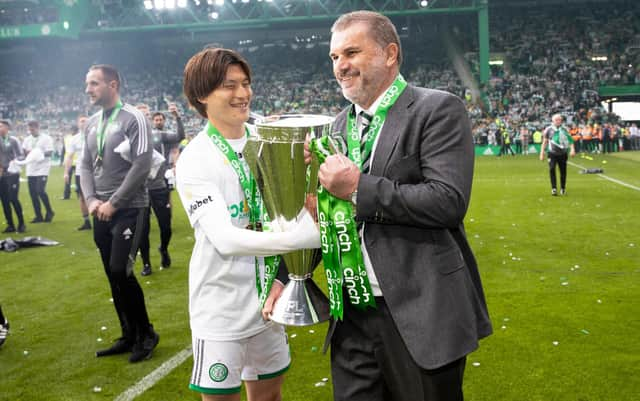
345, 75, 408, 170
205, 122, 279, 307
96, 100, 123, 160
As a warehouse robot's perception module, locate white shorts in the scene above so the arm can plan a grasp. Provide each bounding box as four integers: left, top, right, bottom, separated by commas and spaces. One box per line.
189, 324, 290, 395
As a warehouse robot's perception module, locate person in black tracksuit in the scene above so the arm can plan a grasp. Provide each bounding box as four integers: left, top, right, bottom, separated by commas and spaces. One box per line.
136, 105, 184, 276
0, 120, 26, 233
79, 64, 159, 363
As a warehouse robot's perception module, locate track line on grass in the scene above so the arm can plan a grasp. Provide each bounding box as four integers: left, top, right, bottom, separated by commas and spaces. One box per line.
569, 161, 640, 192
114, 347, 192, 401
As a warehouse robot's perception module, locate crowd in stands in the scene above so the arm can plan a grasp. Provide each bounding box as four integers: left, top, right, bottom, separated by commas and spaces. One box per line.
1, 2, 639, 156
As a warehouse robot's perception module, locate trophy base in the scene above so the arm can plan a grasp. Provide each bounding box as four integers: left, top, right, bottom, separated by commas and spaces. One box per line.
270, 274, 330, 326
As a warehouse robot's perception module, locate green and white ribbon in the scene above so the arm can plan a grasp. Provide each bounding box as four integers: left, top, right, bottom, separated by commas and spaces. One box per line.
311, 137, 375, 320
310, 75, 408, 320
206, 122, 280, 308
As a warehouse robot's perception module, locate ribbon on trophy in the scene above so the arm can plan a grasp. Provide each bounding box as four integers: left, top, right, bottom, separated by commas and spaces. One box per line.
206, 122, 280, 308
309, 74, 408, 320
310, 137, 376, 321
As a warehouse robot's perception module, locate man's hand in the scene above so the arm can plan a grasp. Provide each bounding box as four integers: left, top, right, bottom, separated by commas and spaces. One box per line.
262, 280, 285, 321
63, 173, 70, 185
88, 199, 103, 216
96, 201, 117, 221
304, 134, 313, 165
318, 154, 360, 200
168, 103, 180, 118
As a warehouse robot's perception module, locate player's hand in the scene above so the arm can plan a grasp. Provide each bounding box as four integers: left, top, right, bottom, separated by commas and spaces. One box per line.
262, 280, 285, 321
318, 154, 360, 200
63, 173, 70, 185
88, 199, 103, 216
539, 153, 545, 161
168, 103, 179, 118
570, 149, 576, 157
97, 201, 117, 221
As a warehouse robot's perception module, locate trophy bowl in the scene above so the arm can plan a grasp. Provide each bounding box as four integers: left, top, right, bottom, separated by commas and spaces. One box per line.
244, 114, 333, 326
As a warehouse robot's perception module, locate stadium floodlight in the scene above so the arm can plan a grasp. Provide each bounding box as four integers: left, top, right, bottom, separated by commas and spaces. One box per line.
420, 0, 428, 7
154, 0, 165, 10
177, 0, 187, 7
166, 0, 176, 9
210, 11, 219, 19
215, 0, 224, 5
144, 0, 153, 10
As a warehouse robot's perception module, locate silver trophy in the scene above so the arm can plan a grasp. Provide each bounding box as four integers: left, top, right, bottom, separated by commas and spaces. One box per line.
244, 114, 333, 326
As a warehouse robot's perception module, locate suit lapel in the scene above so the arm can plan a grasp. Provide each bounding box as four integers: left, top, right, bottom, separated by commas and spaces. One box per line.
370, 86, 415, 175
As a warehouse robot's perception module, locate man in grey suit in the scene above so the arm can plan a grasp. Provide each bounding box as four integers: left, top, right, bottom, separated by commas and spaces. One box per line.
313, 10, 492, 401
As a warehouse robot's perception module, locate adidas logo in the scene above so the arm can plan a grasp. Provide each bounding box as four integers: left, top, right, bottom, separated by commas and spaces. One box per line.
123, 228, 132, 240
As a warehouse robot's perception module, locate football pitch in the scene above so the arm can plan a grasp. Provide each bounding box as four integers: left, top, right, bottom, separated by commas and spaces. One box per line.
1, 152, 638, 401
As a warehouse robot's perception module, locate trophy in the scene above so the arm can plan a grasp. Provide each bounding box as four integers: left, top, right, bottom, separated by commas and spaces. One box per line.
244, 114, 333, 326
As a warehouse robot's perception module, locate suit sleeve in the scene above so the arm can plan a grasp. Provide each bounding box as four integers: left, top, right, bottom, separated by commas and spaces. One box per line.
356, 92, 473, 229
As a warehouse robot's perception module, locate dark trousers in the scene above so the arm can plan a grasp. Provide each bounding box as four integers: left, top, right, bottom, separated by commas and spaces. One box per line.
0, 174, 24, 228
63, 166, 75, 199
27, 175, 53, 219
139, 187, 172, 264
548, 152, 568, 190
331, 298, 466, 401
93, 208, 151, 341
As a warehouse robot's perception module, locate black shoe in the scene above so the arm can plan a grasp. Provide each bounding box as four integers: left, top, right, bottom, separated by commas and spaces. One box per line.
30, 217, 44, 223
141, 264, 152, 276
159, 247, 171, 269
44, 212, 55, 222
129, 326, 159, 363
17, 224, 26, 233
2, 226, 16, 233
77, 220, 92, 231
551, 188, 557, 196
95, 337, 133, 357
0, 319, 9, 347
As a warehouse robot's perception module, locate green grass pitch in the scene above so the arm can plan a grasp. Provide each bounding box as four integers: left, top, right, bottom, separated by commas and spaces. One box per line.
1, 151, 638, 400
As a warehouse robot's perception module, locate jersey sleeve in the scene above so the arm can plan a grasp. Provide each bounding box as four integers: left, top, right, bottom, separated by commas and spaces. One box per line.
176, 144, 320, 258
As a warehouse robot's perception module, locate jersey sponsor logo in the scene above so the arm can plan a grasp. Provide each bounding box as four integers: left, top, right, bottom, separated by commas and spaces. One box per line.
188, 195, 214, 216
209, 363, 229, 382
228, 200, 248, 219
123, 227, 132, 240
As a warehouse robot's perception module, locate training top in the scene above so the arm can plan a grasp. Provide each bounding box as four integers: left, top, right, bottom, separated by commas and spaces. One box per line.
79, 102, 152, 209
148, 119, 185, 190
22, 133, 53, 176
0, 135, 24, 175
176, 126, 320, 341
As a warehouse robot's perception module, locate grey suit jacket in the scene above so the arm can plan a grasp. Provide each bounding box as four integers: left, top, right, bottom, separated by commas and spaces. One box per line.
329, 84, 492, 370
